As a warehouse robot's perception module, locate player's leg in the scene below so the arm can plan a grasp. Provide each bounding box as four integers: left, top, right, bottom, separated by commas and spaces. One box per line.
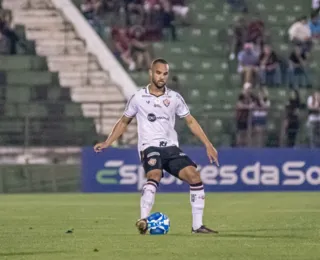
136, 169, 162, 234
140, 169, 162, 219
178, 166, 218, 234
136, 147, 163, 234
163, 147, 218, 234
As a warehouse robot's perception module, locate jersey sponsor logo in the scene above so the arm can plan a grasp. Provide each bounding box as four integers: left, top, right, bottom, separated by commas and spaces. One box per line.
147, 152, 161, 158
163, 99, 170, 107
146, 101, 150, 104
147, 113, 157, 122
191, 194, 196, 202
157, 116, 169, 120
147, 113, 169, 122
148, 158, 157, 166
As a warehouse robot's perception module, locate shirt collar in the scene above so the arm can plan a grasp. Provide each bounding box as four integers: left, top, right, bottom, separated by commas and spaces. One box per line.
146, 84, 168, 95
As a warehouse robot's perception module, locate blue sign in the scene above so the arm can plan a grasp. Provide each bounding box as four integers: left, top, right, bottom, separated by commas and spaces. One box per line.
81, 147, 320, 192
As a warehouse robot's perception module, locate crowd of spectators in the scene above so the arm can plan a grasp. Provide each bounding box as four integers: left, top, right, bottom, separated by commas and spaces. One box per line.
234, 2, 320, 148
231, 5, 320, 90
81, 0, 190, 71
81, 0, 320, 148
236, 84, 320, 148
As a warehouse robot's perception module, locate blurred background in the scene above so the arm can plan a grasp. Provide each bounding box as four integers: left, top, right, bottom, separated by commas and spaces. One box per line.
0, 0, 319, 193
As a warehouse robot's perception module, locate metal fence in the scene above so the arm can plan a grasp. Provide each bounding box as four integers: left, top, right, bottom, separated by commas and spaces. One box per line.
0, 102, 314, 148
177, 106, 312, 148
0, 164, 80, 193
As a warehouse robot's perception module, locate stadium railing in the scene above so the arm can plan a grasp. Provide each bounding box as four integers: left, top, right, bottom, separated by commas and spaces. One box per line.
0, 164, 80, 193
0, 101, 310, 148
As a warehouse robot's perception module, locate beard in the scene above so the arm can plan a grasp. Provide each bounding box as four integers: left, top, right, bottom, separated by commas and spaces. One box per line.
152, 77, 166, 89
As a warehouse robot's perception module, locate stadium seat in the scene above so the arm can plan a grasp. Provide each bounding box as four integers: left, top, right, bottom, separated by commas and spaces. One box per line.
5, 71, 59, 86
0, 55, 47, 71
0, 21, 98, 146
6, 86, 31, 102
64, 103, 84, 117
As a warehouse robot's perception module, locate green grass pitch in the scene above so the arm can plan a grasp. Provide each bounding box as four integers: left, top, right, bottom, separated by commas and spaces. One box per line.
0, 193, 319, 260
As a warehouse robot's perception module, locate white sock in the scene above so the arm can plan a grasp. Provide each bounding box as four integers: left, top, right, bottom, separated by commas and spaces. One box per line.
140, 179, 158, 219
190, 182, 205, 230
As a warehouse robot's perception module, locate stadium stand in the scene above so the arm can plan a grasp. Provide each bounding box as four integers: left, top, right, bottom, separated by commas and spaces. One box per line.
72, 0, 320, 147
1, 0, 319, 148
0, 0, 137, 146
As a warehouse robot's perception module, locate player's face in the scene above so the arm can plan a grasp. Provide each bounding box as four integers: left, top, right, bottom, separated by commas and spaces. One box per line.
150, 63, 169, 89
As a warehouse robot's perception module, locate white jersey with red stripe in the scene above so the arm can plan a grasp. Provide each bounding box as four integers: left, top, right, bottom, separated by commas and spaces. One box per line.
123, 85, 190, 152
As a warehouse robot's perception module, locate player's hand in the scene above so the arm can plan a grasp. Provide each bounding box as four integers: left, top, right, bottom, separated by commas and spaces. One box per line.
94, 142, 108, 153
206, 143, 219, 166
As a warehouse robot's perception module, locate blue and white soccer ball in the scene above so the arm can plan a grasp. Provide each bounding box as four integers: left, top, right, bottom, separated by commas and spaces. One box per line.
146, 212, 170, 235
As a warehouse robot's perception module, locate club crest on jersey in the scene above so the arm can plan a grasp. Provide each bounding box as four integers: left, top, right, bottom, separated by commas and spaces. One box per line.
163, 99, 170, 107
148, 158, 157, 166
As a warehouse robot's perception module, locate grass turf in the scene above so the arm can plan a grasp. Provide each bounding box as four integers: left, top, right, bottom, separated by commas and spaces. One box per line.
0, 193, 319, 260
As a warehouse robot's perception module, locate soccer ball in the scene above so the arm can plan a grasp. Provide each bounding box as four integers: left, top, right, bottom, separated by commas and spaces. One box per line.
146, 212, 170, 235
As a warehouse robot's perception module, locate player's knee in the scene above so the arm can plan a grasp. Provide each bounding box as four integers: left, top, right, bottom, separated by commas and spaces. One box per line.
146, 170, 162, 182
186, 172, 201, 185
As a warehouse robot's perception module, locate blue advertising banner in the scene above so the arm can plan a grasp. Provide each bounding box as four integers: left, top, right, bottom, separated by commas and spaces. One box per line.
82, 147, 320, 192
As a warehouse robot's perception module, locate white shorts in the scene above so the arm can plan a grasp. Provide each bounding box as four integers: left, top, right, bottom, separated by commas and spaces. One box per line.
172, 5, 189, 17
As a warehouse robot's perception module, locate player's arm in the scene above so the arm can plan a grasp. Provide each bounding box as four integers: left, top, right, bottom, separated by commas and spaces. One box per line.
184, 114, 219, 166
94, 94, 137, 152
94, 115, 133, 152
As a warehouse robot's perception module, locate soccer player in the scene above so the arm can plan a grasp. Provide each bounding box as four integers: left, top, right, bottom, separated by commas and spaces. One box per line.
94, 59, 219, 234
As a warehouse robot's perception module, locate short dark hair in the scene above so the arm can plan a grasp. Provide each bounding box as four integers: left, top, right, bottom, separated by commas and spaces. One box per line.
151, 58, 168, 67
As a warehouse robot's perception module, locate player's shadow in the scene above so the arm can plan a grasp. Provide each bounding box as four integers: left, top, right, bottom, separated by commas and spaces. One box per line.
0, 250, 69, 257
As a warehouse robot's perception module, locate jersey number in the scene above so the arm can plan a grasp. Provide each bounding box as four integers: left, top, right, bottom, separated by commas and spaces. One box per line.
159, 141, 167, 147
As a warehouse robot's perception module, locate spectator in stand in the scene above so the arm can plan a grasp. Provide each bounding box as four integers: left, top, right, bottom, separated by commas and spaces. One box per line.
229, 16, 247, 60
111, 28, 136, 71
288, 16, 312, 53
306, 90, 320, 147
247, 16, 265, 55
282, 89, 301, 147
129, 25, 152, 70
309, 12, 320, 38
125, 0, 145, 25
227, 0, 248, 13
143, 0, 165, 41
0, 17, 26, 54
144, 0, 162, 24
0, 8, 12, 27
251, 87, 270, 147
235, 83, 255, 147
81, 0, 102, 34
0, 30, 9, 54
259, 45, 281, 87
161, 0, 177, 41
169, 0, 190, 25
237, 42, 260, 87
288, 45, 311, 88
102, 0, 120, 12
